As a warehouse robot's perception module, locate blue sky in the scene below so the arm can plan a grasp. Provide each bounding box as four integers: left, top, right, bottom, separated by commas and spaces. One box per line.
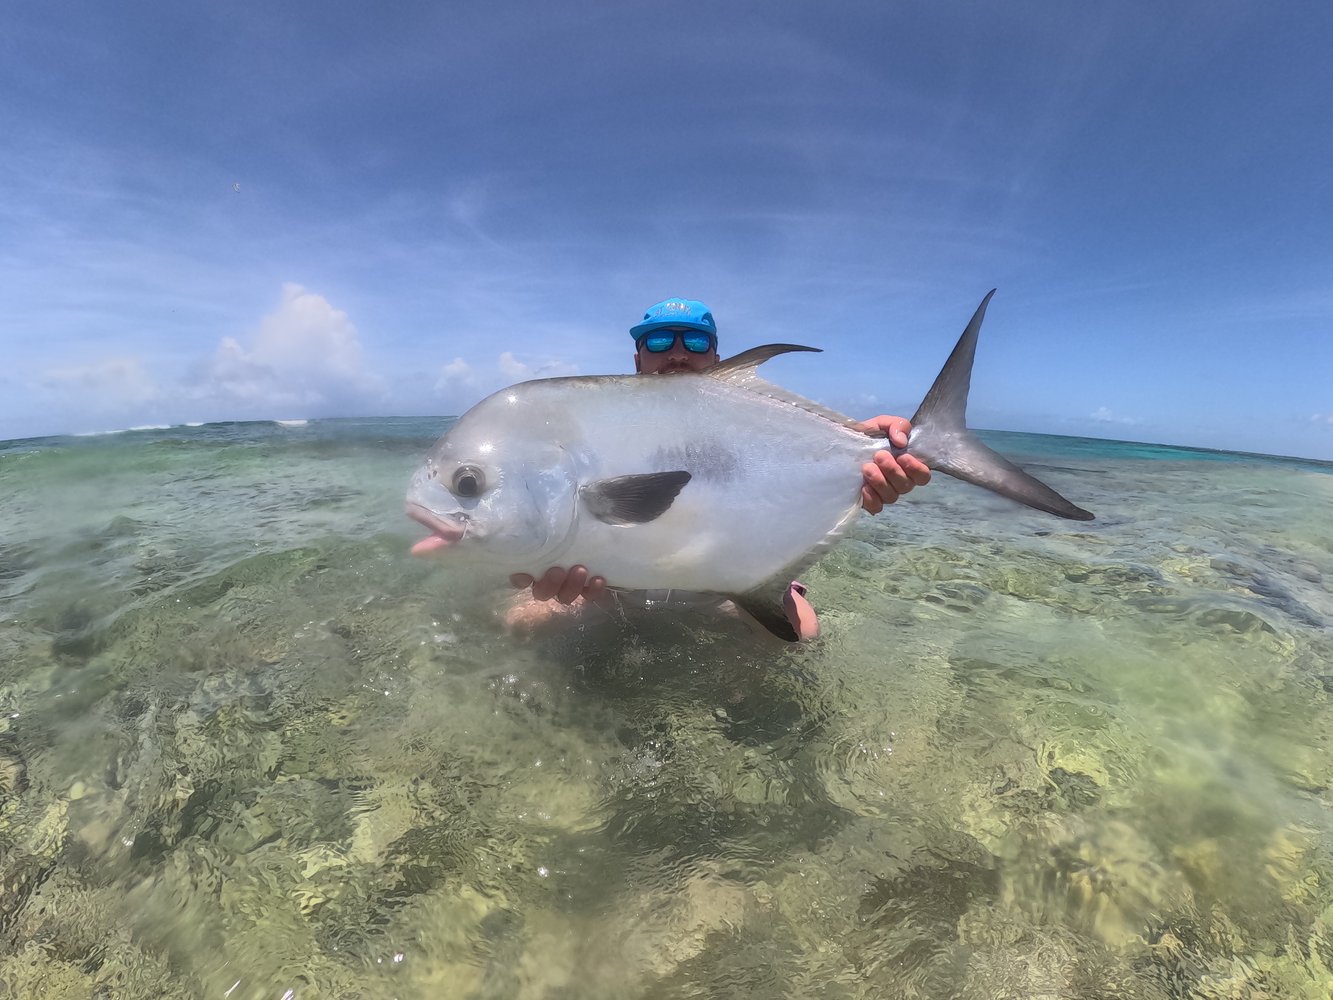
3, 2, 1331, 459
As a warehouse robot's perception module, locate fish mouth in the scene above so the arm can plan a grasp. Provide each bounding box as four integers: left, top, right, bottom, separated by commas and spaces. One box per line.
406, 503, 466, 556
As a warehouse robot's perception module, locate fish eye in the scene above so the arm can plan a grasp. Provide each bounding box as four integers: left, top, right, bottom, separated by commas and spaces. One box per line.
451, 465, 485, 498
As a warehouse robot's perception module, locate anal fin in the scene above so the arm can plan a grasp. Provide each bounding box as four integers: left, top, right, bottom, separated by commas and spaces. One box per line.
732, 593, 801, 643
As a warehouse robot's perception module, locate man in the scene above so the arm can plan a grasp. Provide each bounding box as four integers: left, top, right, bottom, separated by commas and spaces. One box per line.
508, 297, 932, 640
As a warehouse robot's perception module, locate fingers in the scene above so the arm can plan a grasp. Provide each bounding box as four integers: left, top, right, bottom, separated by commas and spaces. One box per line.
885, 417, 911, 449
860, 481, 884, 515
530, 566, 567, 601
524, 566, 603, 604
555, 565, 589, 604
862, 459, 901, 509
897, 452, 932, 485
876, 450, 932, 492
855, 414, 912, 448
861, 450, 933, 512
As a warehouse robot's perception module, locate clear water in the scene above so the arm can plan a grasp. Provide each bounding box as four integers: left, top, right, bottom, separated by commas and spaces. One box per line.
1, 419, 1330, 999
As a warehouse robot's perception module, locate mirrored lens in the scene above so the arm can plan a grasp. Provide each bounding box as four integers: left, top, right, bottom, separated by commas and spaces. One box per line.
642, 330, 715, 353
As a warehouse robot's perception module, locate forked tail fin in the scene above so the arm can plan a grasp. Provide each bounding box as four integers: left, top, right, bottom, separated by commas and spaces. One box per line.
902, 290, 1095, 521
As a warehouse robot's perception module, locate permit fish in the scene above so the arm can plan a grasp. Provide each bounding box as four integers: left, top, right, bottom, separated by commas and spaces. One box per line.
406, 291, 1093, 638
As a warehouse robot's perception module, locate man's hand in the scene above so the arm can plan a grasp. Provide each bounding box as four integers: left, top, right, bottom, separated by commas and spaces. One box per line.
509, 565, 608, 605
856, 415, 932, 514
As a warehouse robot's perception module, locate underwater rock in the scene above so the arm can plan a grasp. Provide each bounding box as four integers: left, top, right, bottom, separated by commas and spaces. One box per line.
1209, 554, 1327, 629
0, 738, 28, 797
0, 873, 198, 999
47, 599, 114, 659
495, 862, 771, 997
350, 779, 445, 865
1262, 824, 1322, 905
0, 542, 37, 586
921, 581, 992, 613
956, 909, 1118, 1000
858, 853, 1000, 936
1001, 815, 1194, 952
618, 864, 761, 979
103, 515, 144, 539
1038, 741, 1109, 807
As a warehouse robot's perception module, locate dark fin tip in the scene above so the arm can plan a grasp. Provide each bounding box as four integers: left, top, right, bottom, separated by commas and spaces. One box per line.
732, 594, 800, 643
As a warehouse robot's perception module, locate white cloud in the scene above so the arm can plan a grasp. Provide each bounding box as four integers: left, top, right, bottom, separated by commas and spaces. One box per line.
10, 285, 393, 435
1090, 406, 1139, 425
497, 351, 528, 381
429, 351, 579, 416
43, 357, 158, 405
190, 284, 386, 414
1311, 413, 1333, 426
433, 357, 474, 395
496, 351, 578, 381
251, 283, 365, 376
26, 357, 164, 435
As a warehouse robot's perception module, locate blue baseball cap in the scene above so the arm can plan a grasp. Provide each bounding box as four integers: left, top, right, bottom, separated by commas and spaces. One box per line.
630, 298, 717, 341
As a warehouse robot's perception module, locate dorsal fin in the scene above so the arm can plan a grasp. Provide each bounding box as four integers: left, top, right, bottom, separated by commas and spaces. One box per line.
706, 344, 864, 430
707, 344, 822, 384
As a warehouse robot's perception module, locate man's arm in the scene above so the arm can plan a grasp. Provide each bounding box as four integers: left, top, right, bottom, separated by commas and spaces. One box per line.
515, 414, 931, 603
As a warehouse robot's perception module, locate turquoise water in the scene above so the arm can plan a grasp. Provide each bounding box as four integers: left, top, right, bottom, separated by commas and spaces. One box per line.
1, 418, 1331, 998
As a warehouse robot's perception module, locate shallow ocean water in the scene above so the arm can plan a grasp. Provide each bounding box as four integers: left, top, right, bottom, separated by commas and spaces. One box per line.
1, 418, 1331, 999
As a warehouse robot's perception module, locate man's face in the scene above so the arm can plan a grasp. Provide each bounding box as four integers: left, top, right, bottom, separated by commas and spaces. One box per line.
634, 329, 720, 374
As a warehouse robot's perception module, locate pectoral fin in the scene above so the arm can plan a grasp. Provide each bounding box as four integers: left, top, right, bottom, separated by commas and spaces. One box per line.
580, 471, 692, 525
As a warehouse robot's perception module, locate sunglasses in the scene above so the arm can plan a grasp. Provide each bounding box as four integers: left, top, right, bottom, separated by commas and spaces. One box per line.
638, 329, 717, 354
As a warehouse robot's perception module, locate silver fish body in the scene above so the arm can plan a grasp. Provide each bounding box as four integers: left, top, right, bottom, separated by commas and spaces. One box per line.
406, 292, 1093, 633
407, 365, 876, 593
